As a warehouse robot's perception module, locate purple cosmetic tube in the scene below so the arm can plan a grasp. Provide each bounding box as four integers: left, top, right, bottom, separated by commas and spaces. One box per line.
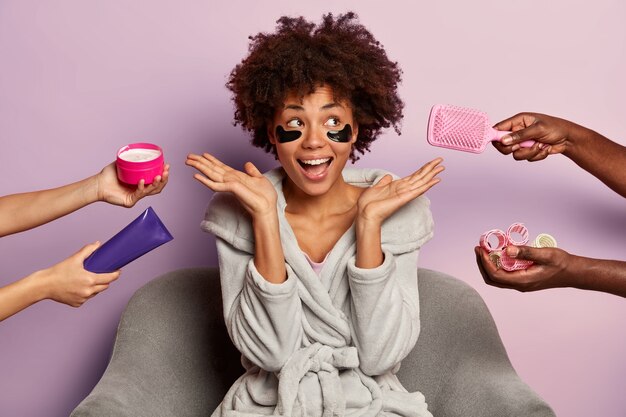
83, 207, 173, 273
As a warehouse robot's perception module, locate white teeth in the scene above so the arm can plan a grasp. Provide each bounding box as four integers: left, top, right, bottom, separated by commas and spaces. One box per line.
300, 158, 330, 166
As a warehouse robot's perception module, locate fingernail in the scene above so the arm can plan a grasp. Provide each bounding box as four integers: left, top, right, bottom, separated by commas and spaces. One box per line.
511, 144, 520, 151
501, 135, 512, 145
539, 143, 546, 149
506, 246, 519, 258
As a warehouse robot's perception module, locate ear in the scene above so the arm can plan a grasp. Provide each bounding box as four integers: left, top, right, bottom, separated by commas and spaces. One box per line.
350, 123, 358, 144
267, 123, 276, 145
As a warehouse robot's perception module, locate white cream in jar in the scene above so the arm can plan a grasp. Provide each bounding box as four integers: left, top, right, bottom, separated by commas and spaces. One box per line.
118, 148, 162, 162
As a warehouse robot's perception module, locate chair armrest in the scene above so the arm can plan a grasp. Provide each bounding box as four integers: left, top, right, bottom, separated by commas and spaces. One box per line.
71, 268, 242, 417
397, 268, 555, 417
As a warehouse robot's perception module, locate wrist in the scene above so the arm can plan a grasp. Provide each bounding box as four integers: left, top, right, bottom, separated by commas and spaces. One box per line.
561, 253, 591, 290
562, 122, 595, 159
251, 210, 286, 284
25, 269, 52, 302
355, 217, 384, 269
252, 210, 281, 243
252, 209, 279, 226
83, 174, 102, 205
356, 213, 382, 231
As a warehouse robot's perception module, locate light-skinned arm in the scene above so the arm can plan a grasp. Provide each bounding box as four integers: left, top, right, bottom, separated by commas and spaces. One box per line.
349, 158, 442, 375
0, 162, 170, 237
0, 242, 121, 321
0, 161, 169, 320
188, 153, 298, 371
355, 158, 443, 268
185, 153, 286, 283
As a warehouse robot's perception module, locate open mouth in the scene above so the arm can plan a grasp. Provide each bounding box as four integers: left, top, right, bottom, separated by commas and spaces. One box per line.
297, 157, 333, 179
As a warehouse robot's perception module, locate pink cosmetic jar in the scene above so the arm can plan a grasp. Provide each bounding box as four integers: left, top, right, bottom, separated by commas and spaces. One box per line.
116, 143, 164, 185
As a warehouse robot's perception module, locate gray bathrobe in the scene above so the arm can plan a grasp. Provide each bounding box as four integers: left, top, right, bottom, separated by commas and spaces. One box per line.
202, 167, 434, 417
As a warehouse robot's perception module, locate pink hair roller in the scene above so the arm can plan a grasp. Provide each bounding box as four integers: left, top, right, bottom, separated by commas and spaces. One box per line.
427, 104, 535, 153
499, 252, 534, 272
116, 143, 164, 185
480, 229, 508, 252
506, 223, 529, 246
479, 222, 533, 271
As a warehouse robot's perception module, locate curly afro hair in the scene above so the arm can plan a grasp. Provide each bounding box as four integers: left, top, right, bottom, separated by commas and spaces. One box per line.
226, 12, 404, 162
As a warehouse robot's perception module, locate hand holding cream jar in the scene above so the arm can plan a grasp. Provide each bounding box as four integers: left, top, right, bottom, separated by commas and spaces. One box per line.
116, 143, 164, 185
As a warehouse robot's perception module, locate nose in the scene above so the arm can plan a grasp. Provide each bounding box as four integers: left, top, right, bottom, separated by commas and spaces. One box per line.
301, 127, 327, 149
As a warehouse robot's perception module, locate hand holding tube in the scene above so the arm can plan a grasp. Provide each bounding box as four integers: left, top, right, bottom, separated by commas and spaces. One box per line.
0, 242, 120, 321
41, 242, 121, 307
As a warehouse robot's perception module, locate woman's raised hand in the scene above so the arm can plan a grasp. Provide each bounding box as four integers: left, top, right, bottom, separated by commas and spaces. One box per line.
186, 153, 277, 218
356, 158, 444, 226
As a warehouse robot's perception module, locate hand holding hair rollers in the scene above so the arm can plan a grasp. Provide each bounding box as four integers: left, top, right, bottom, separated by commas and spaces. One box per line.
479, 223, 557, 271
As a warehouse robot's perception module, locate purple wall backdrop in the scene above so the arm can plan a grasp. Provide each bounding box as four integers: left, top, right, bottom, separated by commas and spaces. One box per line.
1, 1, 624, 416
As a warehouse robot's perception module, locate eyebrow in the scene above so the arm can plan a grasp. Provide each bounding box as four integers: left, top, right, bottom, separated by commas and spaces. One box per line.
283, 102, 344, 111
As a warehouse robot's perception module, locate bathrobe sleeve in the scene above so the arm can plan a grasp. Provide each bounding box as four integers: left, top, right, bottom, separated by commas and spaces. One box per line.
346, 195, 433, 376
203, 193, 303, 372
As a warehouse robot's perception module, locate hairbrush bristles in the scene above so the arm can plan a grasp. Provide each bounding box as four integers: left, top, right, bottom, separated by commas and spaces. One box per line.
427, 104, 492, 153
427, 104, 534, 153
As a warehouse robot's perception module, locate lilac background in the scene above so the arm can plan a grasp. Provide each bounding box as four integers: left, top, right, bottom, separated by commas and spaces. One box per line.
0, 1, 624, 416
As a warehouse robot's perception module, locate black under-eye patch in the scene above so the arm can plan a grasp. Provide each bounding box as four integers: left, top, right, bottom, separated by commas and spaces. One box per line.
275, 126, 302, 143
327, 124, 352, 143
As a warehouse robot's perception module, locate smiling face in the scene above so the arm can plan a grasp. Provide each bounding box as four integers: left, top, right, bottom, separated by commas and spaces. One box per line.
269, 85, 358, 197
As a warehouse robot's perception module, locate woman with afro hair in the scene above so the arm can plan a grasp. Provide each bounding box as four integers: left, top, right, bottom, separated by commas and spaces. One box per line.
187, 12, 443, 417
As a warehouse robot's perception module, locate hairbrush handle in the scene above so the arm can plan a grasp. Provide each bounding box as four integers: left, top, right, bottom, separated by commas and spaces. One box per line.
492, 129, 535, 148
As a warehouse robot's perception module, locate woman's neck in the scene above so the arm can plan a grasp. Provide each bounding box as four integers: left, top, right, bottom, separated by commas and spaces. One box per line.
282, 176, 360, 219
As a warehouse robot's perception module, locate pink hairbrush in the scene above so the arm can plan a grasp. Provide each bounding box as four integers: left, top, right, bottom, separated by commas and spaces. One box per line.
427, 104, 535, 153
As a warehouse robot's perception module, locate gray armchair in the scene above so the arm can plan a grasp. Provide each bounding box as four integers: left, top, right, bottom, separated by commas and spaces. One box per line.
71, 267, 554, 417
